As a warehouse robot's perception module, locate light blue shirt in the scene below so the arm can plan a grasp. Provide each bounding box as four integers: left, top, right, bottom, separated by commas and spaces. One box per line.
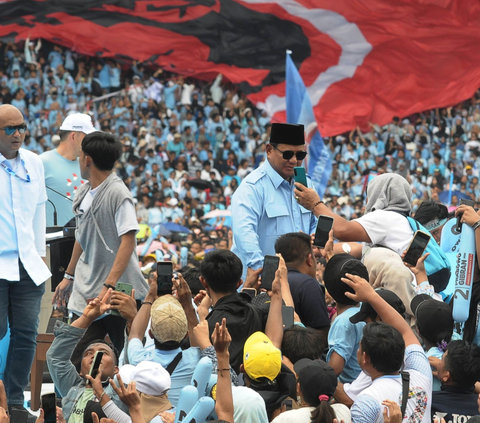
0, 149, 51, 285
326, 306, 365, 384
127, 339, 201, 406
231, 159, 317, 275
40, 149, 84, 226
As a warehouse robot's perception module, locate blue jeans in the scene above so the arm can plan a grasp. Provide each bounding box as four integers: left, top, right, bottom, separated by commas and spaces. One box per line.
0, 261, 45, 405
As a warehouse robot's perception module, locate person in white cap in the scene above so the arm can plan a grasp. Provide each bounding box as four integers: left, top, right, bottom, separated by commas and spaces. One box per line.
40, 113, 96, 226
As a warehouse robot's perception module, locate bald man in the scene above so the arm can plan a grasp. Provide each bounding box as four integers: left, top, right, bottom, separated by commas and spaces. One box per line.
0, 104, 51, 420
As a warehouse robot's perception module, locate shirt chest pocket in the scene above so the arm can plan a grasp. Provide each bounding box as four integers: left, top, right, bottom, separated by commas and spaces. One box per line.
265, 204, 290, 235
18, 179, 41, 217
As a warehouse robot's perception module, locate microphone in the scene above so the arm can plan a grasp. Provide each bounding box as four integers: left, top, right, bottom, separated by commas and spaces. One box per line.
46, 185, 74, 202
47, 199, 58, 226
46, 185, 73, 234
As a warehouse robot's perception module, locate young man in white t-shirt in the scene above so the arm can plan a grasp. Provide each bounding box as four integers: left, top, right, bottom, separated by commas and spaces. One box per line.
342, 273, 432, 423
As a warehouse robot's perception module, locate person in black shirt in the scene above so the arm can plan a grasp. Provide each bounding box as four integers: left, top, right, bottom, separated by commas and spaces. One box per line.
200, 249, 283, 373
275, 232, 330, 339
430, 340, 480, 422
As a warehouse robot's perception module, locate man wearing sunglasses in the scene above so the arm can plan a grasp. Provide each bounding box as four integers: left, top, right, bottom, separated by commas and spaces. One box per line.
0, 104, 51, 422
231, 123, 318, 280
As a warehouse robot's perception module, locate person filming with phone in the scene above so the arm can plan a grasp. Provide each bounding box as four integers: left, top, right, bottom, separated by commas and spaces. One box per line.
295, 172, 450, 302
231, 123, 318, 278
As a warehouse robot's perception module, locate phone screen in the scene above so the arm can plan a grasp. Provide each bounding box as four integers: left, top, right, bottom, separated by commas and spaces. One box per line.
404, 231, 431, 266
157, 261, 173, 296
313, 216, 334, 248
261, 255, 280, 291
282, 306, 294, 329
41, 393, 57, 423
10, 410, 28, 423
294, 167, 308, 188
88, 351, 104, 381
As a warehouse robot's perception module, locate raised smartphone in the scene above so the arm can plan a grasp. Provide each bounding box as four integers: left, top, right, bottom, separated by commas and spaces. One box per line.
294, 166, 308, 189
87, 351, 104, 383
456, 198, 476, 232
282, 305, 294, 329
261, 255, 280, 291
157, 261, 173, 296
313, 215, 334, 248
403, 230, 431, 266
110, 282, 133, 317
41, 392, 57, 423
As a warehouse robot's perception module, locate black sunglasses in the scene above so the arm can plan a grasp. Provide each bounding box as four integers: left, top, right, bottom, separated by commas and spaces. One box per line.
272, 144, 307, 161
0, 124, 27, 136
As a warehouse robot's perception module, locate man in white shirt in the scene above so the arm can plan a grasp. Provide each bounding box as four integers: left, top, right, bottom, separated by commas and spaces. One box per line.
0, 104, 51, 421
342, 274, 432, 423
40, 113, 96, 226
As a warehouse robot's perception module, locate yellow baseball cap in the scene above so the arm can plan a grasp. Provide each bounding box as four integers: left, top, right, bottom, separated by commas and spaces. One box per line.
243, 332, 281, 381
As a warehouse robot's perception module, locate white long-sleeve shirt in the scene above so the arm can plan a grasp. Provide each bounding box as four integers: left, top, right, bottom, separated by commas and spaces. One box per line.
0, 148, 51, 285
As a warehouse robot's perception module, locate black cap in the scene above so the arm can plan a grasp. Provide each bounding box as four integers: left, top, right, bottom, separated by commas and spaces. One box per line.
323, 254, 369, 305
269, 123, 305, 146
350, 288, 406, 324
410, 294, 453, 344
294, 359, 337, 405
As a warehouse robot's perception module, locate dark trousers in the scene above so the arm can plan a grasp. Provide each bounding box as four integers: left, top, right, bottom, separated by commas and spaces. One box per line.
70, 314, 126, 370
0, 261, 45, 405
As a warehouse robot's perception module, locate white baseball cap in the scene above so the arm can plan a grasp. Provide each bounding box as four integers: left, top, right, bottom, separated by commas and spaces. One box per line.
119, 362, 171, 396
59, 113, 96, 134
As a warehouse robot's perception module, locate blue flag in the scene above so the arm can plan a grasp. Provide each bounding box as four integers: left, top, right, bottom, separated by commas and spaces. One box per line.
286, 53, 332, 198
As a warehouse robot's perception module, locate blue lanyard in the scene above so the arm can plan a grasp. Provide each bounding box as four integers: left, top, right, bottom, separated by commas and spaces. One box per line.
0, 157, 31, 183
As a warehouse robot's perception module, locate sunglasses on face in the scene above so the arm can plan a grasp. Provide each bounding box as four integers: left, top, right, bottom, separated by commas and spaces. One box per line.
0, 124, 27, 135
272, 144, 307, 161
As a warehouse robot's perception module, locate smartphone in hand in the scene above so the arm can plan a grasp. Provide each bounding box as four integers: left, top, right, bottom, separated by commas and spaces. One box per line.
456, 198, 476, 232
41, 392, 57, 423
282, 305, 294, 329
87, 351, 104, 384
313, 215, 334, 248
157, 261, 173, 296
110, 282, 133, 317
261, 255, 280, 291
403, 230, 431, 266
294, 166, 308, 189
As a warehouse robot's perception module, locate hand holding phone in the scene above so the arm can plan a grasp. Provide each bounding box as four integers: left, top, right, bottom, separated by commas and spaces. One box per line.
313, 215, 334, 248
456, 199, 475, 232
110, 282, 133, 317
403, 231, 431, 267
282, 306, 294, 329
87, 351, 104, 385
157, 261, 173, 296
41, 393, 57, 423
261, 255, 280, 291
294, 167, 308, 190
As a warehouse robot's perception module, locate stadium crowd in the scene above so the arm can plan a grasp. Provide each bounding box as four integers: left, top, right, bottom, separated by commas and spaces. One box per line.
2, 38, 480, 423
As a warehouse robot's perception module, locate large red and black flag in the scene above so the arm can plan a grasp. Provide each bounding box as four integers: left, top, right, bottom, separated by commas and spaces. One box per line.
2, 0, 480, 136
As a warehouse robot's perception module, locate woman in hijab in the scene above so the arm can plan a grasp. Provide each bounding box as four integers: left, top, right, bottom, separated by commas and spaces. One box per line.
295, 173, 415, 258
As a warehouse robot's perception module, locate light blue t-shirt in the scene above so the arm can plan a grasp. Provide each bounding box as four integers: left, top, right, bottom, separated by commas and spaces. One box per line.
40, 149, 84, 226
326, 306, 365, 383
127, 339, 201, 407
